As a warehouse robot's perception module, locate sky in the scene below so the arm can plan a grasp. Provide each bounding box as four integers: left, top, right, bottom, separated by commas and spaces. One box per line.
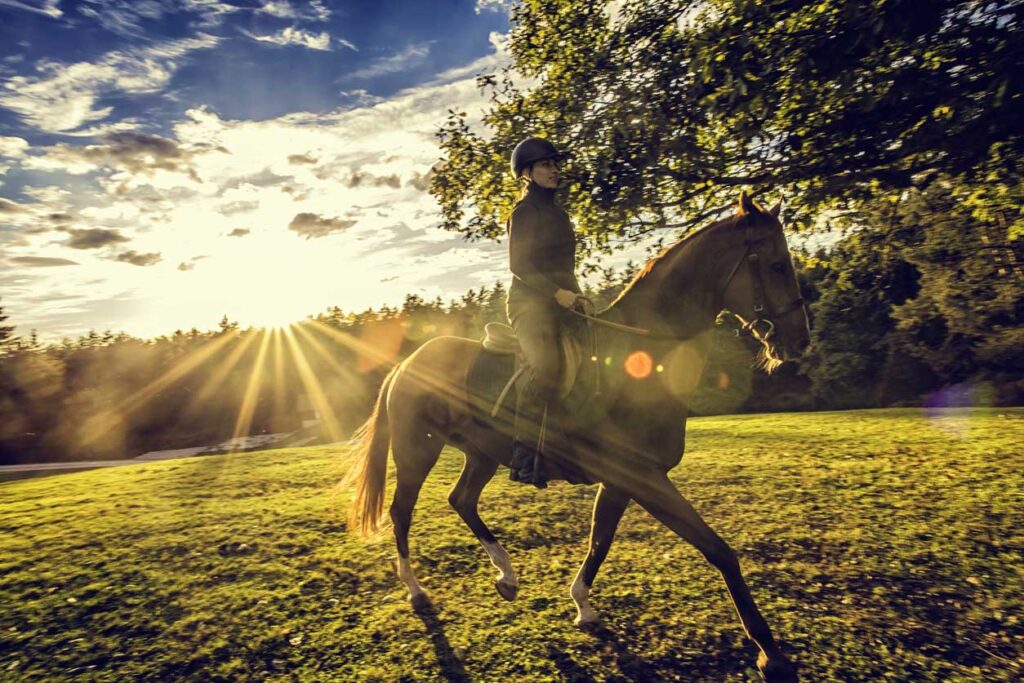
0, 0, 606, 341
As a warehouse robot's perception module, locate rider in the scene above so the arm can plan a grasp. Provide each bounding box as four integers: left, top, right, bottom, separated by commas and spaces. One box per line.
506, 137, 591, 487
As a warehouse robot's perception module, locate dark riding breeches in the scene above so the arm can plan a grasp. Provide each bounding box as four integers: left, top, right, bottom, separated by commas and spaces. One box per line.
509, 302, 563, 403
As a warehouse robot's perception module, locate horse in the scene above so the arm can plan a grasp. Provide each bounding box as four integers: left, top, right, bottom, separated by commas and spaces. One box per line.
344, 191, 810, 682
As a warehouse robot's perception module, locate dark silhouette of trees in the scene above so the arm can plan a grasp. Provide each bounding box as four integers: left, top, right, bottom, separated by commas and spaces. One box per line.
0, 300, 15, 353
2, 193, 1021, 466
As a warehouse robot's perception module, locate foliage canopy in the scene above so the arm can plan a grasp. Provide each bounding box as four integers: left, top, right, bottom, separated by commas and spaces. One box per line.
432, 0, 1023, 256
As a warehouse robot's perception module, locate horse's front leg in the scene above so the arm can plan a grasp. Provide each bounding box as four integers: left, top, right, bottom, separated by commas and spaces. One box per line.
630, 473, 797, 683
571, 483, 630, 626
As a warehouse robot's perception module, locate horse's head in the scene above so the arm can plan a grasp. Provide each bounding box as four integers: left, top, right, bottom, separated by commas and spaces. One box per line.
719, 192, 811, 372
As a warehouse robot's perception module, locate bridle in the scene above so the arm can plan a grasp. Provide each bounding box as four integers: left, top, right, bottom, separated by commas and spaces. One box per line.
718, 219, 806, 343
569, 218, 804, 343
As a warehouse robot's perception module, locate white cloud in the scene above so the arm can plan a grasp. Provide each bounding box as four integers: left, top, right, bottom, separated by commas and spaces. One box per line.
241, 26, 342, 51
21, 185, 71, 204
22, 133, 208, 188
77, 1, 164, 37
73, 1, 243, 36
427, 31, 512, 85
257, 0, 330, 22
339, 89, 383, 106
474, 0, 512, 14
0, 0, 62, 18
0, 34, 219, 133
3, 36, 636, 340
58, 118, 143, 138
0, 136, 29, 157
344, 42, 431, 80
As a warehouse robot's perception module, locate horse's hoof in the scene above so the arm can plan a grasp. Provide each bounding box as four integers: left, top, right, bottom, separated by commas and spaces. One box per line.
573, 614, 600, 630
757, 652, 797, 683
410, 592, 433, 613
495, 580, 518, 601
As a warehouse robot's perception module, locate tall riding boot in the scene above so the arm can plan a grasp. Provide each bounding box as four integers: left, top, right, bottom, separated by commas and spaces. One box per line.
510, 388, 549, 488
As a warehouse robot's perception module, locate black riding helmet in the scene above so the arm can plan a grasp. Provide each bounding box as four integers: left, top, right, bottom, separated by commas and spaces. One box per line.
510, 137, 566, 177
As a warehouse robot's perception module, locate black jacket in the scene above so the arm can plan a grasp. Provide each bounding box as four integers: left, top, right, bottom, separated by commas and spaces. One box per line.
506, 181, 581, 311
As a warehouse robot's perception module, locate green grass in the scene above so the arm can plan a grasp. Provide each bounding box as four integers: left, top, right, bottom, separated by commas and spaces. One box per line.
1, 408, 1021, 682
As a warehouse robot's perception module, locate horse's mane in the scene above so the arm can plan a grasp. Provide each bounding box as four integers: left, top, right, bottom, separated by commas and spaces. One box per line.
606, 212, 738, 309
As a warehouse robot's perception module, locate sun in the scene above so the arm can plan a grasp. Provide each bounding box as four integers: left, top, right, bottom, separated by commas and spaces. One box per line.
240, 308, 305, 331
228, 287, 309, 330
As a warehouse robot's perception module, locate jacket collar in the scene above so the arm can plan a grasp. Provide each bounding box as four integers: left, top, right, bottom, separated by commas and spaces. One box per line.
525, 180, 557, 204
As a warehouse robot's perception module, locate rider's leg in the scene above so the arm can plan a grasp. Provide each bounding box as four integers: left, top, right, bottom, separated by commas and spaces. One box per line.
509, 304, 560, 486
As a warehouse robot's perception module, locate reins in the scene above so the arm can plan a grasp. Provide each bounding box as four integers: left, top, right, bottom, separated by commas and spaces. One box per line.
719, 220, 805, 344
567, 216, 805, 345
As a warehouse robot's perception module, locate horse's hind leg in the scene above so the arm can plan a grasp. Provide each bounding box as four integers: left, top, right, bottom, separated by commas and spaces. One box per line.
571, 483, 629, 626
448, 451, 518, 601
389, 425, 443, 611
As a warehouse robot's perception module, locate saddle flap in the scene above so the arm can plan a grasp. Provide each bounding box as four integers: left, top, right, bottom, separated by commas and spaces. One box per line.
481, 320, 584, 411
557, 330, 581, 399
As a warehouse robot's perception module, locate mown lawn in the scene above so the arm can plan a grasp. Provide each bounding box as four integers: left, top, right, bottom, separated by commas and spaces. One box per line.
1, 408, 1021, 682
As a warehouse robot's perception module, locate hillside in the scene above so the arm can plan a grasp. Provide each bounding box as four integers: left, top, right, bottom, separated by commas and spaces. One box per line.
1, 409, 1021, 681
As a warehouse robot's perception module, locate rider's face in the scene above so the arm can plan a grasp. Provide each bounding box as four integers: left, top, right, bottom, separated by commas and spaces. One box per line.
525, 158, 560, 189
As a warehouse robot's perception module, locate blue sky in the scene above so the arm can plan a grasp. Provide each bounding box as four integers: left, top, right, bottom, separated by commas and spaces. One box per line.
0, 0, 536, 339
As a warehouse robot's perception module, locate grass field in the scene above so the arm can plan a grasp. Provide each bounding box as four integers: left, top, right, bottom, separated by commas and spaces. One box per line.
1, 408, 1021, 682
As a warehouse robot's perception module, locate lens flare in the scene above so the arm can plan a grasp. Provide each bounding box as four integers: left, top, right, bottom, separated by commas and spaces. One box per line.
624, 350, 653, 379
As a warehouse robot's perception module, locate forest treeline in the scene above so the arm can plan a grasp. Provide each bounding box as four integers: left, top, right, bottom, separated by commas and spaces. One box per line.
1, 185, 1021, 464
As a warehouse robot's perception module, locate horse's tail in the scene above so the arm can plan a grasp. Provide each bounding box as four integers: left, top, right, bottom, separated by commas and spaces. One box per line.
345, 364, 399, 538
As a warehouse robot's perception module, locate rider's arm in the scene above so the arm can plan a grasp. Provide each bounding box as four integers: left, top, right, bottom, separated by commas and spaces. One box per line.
508, 202, 562, 300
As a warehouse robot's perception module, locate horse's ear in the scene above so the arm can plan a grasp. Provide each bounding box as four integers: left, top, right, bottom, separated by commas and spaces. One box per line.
738, 191, 757, 216
768, 199, 782, 217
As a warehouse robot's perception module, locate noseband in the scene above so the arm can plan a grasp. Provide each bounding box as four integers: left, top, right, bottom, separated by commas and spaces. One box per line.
568, 216, 804, 344
720, 220, 805, 343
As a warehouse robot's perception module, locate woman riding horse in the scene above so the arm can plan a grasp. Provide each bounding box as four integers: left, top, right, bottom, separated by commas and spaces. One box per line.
506, 137, 592, 487
345, 185, 809, 682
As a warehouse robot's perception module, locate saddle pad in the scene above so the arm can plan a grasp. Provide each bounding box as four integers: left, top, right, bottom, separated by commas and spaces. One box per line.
482, 322, 517, 354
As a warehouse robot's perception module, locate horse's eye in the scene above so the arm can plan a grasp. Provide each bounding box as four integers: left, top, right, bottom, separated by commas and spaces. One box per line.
770, 262, 786, 274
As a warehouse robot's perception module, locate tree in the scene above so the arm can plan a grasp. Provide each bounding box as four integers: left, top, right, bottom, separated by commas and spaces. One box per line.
0, 300, 17, 355
801, 214, 922, 407
433, 0, 1023, 254
886, 186, 1024, 402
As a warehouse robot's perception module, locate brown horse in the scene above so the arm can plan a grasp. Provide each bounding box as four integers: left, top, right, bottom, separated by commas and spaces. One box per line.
345, 192, 810, 682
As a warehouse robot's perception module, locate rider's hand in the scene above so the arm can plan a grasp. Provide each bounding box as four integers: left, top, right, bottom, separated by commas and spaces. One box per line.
578, 296, 595, 316
554, 288, 578, 309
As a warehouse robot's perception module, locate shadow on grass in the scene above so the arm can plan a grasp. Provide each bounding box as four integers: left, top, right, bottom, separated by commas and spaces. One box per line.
413, 599, 472, 683
546, 623, 669, 682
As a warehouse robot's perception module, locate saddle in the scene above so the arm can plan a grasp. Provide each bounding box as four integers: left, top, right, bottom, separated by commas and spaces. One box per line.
480, 321, 584, 417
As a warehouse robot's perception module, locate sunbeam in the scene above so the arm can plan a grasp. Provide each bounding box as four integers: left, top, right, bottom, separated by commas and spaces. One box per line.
232, 328, 274, 448
289, 320, 364, 387
78, 332, 238, 448
281, 324, 346, 443
182, 329, 260, 419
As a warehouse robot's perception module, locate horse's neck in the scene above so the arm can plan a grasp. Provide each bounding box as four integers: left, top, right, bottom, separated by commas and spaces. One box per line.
603, 224, 731, 340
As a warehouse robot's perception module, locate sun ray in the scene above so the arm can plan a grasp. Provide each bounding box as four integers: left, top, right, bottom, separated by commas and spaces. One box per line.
79, 332, 238, 448
289, 320, 363, 386
271, 328, 288, 427
182, 329, 260, 418
305, 318, 404, 372
306, 318, 503, 413
281, 324, 346, 443
232, 328, 274, 447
